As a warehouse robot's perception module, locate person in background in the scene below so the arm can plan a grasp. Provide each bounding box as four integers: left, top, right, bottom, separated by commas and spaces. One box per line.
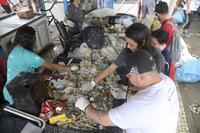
64, 0, 84, 36
180, 0, 200, 37
0, 0, 11, 13
33, 0, 46, 13
157, 0, 170, 5
155, 1, 181, 64
3, 26, 76, 104
75, 50, 180, 133
80, 23, 165, 97
33, 0, 40, 12
0, 45, 7, 104
140, 0, 157, 22
151, 29, 175, 80
155, 1, 174, 47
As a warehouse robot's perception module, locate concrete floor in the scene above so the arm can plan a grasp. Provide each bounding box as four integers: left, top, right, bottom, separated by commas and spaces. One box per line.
177, 14, 200, 133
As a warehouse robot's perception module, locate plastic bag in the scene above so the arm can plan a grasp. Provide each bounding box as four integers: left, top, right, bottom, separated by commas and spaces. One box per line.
175, 60, 200, 82
81, 26, 105, 50
172, 11, 185, 24
108, 13, 137, 28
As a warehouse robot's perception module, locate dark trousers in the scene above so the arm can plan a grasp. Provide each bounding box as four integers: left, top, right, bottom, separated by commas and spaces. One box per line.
182, 10, 197, 30
1, 5, 11, 13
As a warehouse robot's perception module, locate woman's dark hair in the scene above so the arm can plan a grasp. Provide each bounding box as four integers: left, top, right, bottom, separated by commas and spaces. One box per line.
70, 0, 74, 3
151, 29, 169, 44
125, 23, 153, 52
13, 26, 36, 51
125, 23, 160, 63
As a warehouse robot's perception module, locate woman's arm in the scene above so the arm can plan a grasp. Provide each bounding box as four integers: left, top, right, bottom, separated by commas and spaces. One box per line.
186, 0, 191, 14
94, 63, 118, 83
64, 16, 68, 23
41, 61, 70, 71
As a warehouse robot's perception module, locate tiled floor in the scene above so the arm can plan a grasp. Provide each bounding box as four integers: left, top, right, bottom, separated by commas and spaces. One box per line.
177, 14, 200, 133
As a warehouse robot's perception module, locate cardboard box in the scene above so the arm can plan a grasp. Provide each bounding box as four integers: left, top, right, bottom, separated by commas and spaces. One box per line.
17, 8, 34, 19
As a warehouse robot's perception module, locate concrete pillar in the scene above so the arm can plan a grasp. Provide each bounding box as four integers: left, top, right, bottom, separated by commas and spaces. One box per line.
169, 0, 178, 16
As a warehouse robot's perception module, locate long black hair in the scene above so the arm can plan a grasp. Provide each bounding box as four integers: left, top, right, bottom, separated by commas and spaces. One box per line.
125, 23, 157, 54
125, 23, 151, 50
13, 25, 36, 52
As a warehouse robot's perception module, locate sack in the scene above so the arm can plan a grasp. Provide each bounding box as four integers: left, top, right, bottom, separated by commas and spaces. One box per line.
172, 11, 185, 24
175, 60, 200, 82
108, 13, 137, 28
165, 20, 181, 64
81, 26, 105, 49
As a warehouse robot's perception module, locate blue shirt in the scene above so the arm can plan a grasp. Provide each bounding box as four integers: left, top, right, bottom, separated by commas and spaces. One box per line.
3, 46, 45, 104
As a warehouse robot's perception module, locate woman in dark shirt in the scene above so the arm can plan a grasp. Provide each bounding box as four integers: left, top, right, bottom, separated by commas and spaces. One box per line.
64, 0, 84, 36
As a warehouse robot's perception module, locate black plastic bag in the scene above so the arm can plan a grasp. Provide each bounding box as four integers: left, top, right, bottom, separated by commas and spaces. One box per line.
81, 26, 105, 50
108, 13, 137, 28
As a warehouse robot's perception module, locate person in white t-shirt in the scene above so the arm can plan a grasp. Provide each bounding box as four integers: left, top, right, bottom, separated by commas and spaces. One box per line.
75, 50, 180, 133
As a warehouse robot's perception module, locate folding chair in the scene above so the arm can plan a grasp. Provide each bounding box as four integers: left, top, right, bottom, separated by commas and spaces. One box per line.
54, 19, 65, 48
59, 21, 82, 56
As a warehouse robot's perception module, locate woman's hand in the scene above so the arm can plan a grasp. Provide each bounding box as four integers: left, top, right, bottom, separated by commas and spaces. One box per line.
64, 16, 68, 23
186, 9, 191, 14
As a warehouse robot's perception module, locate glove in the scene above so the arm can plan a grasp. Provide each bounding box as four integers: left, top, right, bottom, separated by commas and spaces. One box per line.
70, 65, 79, 71
75, 97, 90, 111
81, 80, 96, 92
110, 87, 127, 99
119, 84, 128, 91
